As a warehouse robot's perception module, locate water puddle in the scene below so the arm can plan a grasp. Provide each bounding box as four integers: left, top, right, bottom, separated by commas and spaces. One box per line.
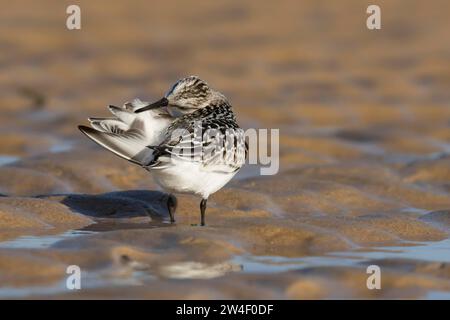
0, 269, 154, 299
331, 238, 450, 263
0, 228, 448, 298
0, 155, 19, 166
0, 281, 69, 299
49, 140, 74, 153
233, 255, 358, 274
0, 139, 72, 168
0, 221, 173, 250
234, 238, 450, 273
426, 290, 450, 299
0, 230, 96, 249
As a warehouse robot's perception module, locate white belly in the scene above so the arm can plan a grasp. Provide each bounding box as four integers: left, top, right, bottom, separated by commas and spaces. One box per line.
152, 160, 238, 199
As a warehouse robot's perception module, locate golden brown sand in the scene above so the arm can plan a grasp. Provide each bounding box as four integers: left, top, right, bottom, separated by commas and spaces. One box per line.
0, 0, 449, 299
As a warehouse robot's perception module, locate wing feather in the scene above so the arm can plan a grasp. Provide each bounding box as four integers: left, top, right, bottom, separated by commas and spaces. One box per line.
147, 101, 246, 173
78, 125, 154, 165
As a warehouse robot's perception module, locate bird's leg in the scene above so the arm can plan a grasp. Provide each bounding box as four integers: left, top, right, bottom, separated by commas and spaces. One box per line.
167, 194, 177, 223
200, 198, 207, 226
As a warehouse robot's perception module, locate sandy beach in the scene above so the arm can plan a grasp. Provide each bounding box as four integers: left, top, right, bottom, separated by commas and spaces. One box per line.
0, 0, 450, 299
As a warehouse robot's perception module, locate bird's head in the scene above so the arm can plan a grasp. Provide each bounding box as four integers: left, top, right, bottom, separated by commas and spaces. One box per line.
135, 76, 227, 115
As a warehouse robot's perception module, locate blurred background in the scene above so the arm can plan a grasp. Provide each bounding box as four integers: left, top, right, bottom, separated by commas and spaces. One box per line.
0, 0, 450, 299
1, 1, 449, 147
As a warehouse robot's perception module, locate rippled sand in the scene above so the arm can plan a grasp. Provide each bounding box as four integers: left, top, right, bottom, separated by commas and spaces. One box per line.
0, 0, 450, 299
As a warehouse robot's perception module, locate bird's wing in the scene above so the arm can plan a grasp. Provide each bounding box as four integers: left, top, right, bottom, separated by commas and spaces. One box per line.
79, 99, 172, 165
87, 99, 155, 134
79, 123, 154, 165
88, 117, 128, 134
147, 102, 247, 173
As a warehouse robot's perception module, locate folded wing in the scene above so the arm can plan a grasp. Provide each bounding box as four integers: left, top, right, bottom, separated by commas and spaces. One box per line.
147, 102, 246, 173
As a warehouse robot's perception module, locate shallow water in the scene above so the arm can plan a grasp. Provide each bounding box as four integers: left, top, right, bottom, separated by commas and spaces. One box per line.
2, 228, 447, 273
49, 141, 74, 154
426, 291, 450, 300
235, 238, 450, 273
332, 239, 450, 264
0, 230, 96, 249
0, 156, 19, 167
0, 230, 448, 299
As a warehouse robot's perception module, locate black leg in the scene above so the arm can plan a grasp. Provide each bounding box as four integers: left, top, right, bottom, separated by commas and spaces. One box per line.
200, 198, 207, 226
167, 194, 177, 223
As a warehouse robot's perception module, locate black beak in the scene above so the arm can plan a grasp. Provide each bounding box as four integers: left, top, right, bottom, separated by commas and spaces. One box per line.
134, 97, 169, 113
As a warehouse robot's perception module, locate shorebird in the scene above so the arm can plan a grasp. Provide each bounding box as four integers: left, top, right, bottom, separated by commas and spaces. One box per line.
78, 76, 247, 226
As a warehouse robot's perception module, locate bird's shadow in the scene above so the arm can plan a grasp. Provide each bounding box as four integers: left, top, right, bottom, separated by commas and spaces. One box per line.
43, 190, 174, 232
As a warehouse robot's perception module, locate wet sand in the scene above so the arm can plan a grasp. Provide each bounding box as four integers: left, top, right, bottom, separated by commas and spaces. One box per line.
0, 0, 450, 299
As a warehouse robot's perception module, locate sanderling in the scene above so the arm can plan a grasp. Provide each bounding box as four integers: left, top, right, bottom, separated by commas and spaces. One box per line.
79, 76, 247, 226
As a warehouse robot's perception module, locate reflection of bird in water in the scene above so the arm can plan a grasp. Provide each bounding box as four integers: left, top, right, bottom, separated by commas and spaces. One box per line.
79, 76, 247, 226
